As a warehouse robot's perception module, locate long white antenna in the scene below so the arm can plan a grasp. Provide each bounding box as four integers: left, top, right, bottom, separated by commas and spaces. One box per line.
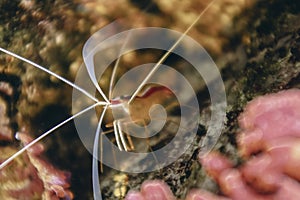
108, 31, 132, 100
0, 47, 100, 103
128, 0, 217, 104
0, 101, 108, 170
92, 104, 108, 200
108, 0, 159, 100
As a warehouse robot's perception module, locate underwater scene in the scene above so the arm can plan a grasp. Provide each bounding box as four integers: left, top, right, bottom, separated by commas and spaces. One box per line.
0, 0, 300, 199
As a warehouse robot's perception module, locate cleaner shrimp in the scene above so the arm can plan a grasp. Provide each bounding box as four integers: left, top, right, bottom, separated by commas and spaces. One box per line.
0, 0, 227, 199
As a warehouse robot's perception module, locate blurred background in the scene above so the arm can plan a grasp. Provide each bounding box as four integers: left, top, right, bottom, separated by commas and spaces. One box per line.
0, 0, 299, 199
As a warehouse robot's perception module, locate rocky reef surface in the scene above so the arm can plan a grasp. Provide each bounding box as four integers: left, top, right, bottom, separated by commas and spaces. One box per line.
0, 0, 299, 199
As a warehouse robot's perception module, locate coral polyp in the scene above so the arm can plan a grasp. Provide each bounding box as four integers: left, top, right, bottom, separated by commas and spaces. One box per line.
125, 89, 300, 200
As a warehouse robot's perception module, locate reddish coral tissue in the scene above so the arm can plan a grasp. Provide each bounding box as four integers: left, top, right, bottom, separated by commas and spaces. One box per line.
125, 89, 300, 200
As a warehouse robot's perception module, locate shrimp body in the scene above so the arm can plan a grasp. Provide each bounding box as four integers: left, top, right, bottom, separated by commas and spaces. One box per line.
106, 85, 176, 151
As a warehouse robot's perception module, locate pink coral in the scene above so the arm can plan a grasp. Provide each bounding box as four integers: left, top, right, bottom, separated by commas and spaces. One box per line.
0, 132, 73, 199
17, 132, 73, 199
238, 89, 300, 157
125, 180, 175, 200
125, 88, 300, 200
